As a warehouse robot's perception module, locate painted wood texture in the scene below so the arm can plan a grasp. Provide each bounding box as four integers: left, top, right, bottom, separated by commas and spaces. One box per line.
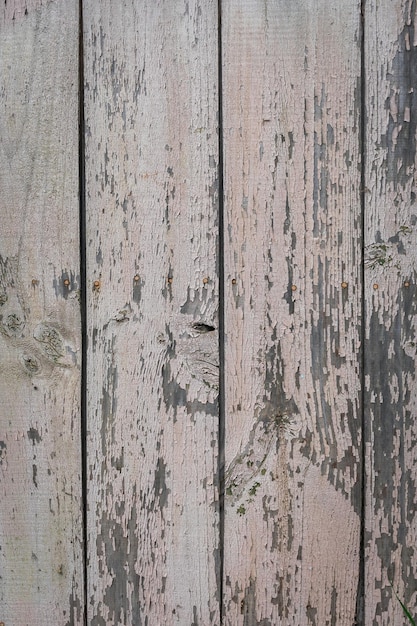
2, 2, 417, 625
364, 1, 417, 623
0, 3, 83, 626
221, 2, 363, 624
83, 2, 220, 624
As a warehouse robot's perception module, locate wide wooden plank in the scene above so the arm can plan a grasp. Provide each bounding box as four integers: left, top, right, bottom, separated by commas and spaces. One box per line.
364, 1, 417, 622
83, 2, 220, 623
0, 3, 83, 625
221, 2, 363, 623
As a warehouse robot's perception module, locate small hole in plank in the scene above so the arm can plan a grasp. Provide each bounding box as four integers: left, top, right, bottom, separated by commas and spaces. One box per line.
191, 322, 216, 333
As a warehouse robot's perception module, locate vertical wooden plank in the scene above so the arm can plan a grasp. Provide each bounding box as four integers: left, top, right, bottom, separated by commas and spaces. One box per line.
0, 3, 83, 625
364, 1, 417, 622
222, 2, 362, 624
83, 2, 220, 624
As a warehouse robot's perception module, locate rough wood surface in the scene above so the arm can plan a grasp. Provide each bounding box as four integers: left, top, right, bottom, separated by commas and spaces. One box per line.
83, 2, 220, 623
364, 1, 417, 623
221, 2, 363, 623
0, 3, 83, 625
2, 2, 417, 623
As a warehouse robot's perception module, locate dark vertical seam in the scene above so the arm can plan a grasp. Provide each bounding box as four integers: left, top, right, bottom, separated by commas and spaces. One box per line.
78, 1, 88, 624
217, 1, 225, 624
356, 1, 366, 624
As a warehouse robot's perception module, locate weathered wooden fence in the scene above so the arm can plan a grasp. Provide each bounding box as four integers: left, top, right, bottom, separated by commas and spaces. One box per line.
1, 1, 416, 624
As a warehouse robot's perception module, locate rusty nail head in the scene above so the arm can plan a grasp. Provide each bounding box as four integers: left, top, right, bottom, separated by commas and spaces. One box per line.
373, 283, 379, 290
231, 278, 237, 285
32, 279, 38, 286
291, 285, 297, 292
63, 279, 70, 286
404, 281, 410, 288
167, 277, 173, 284
134, 275, 140, 282
341, 282, 348, 289
203, 277, 209, 284
93, 280, 100, 289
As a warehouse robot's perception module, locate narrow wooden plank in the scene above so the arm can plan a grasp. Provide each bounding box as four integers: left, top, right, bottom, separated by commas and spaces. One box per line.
364, 1, 417, 622
222, 2, 363, 623
83, 2, 220, 623
0, 3, 83, 625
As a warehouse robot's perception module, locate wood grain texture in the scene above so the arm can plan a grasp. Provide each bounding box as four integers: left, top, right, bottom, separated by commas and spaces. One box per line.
0, 3, 83, 625
364, 1, 417, 623
1, 0, 54, 22
83, 2, 220, 624
221, 2, 363, 624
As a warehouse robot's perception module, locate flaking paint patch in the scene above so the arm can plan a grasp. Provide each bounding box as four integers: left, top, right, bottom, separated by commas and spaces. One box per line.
27, 427, 41, 444
64, 590, 83, 626
241, 577, 272, 626
330, 585, 337, 626
163, 358, 218, 419
313, 87, 329, 238
161, 316, 218, 418
322, 445, 361, 514
180, 285, 215, 317
365, 275, 417, 606
285, 256, 295, 315
101, 351, 118, 456
95, 486, 142, 625
306, 600, 318, 625
262, 338, 299, 428
270, 575, 284, 616
90, 615, 106, 626
242, 578, 257, 625
383, 14, 417, 189
0, 440, 6, 464
132, 275, 144, 305
32, 463, 38, 487
162, 360, 187, 418
154, 457, 170, 510
308, 251, 359, 479
53, 270, 79, 300
161, 260, 174, 302
366, 305, 414, 519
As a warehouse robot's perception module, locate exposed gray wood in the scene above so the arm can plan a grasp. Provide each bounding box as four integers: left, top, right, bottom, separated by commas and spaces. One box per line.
83, 2, 220, 623
0, 3, 83, 625
221, 2, 362, 623
364, 1, 417, 622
